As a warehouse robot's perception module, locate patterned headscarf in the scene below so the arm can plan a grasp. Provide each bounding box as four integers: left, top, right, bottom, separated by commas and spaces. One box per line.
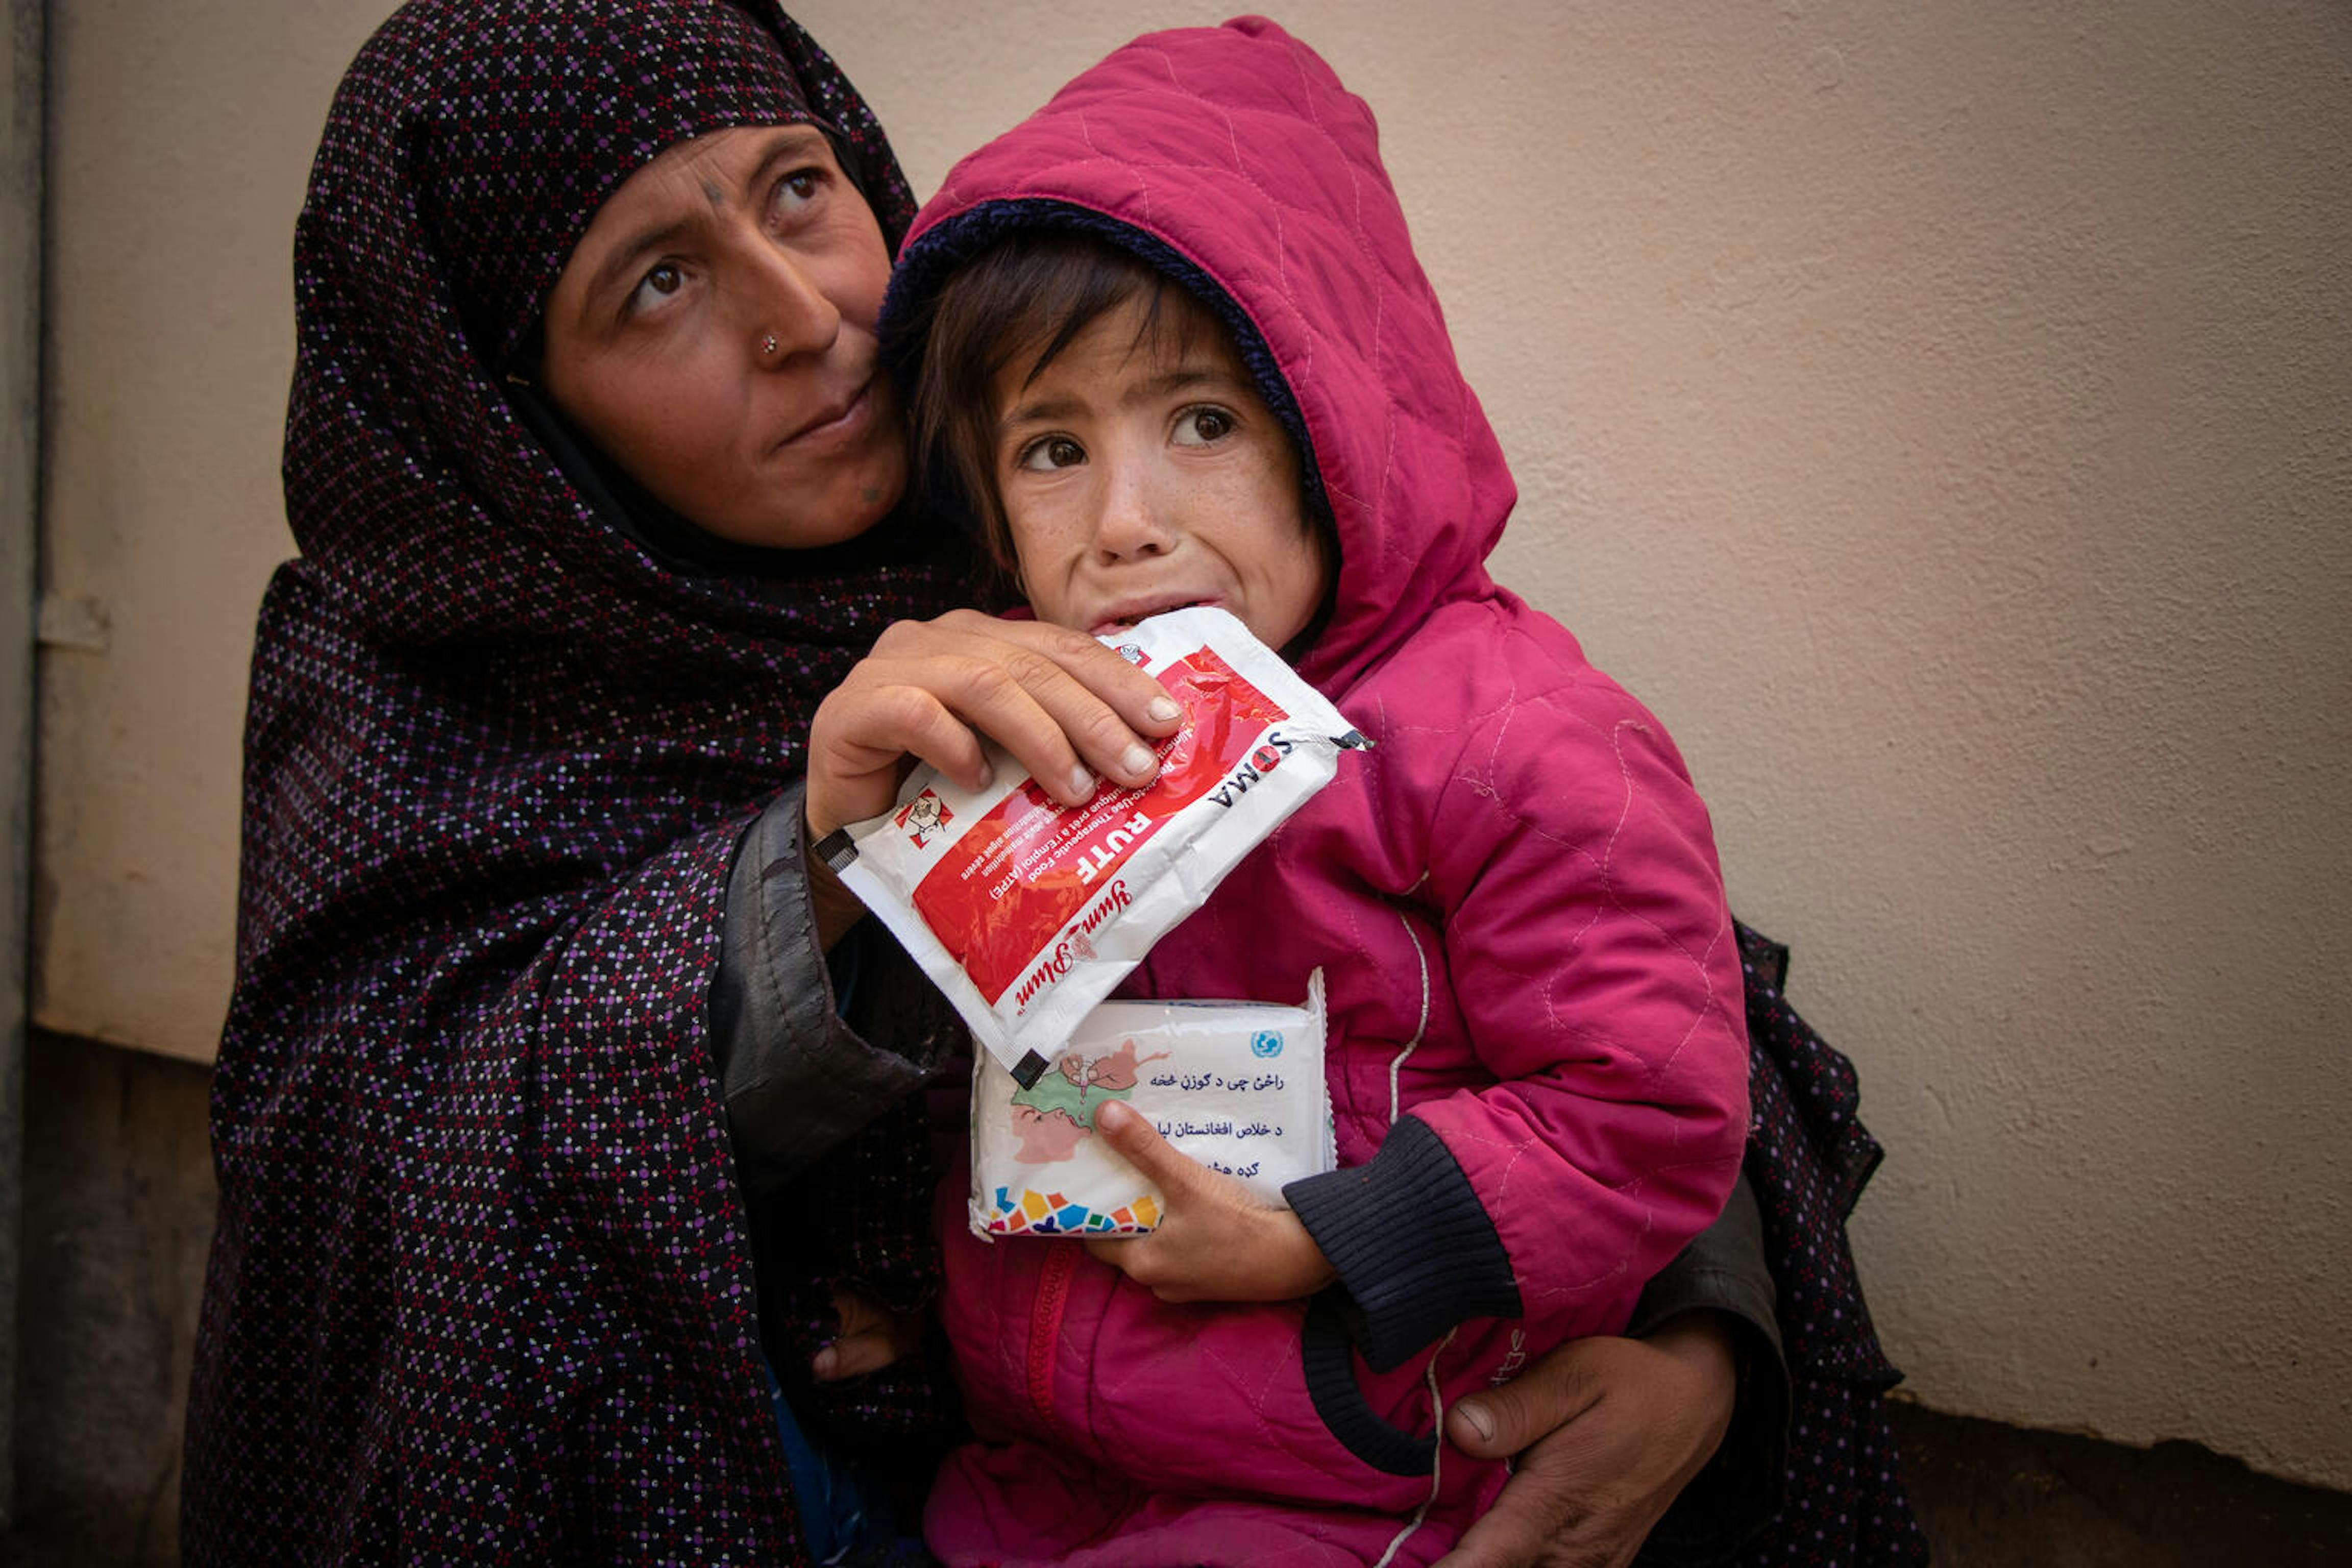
185, 2, 960, 1560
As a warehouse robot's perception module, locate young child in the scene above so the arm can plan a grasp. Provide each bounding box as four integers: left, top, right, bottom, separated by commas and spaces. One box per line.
882, 20, 1751, 1566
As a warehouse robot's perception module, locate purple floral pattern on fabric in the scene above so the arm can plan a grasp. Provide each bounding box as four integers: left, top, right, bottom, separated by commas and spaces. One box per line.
182, 4, 959, 1562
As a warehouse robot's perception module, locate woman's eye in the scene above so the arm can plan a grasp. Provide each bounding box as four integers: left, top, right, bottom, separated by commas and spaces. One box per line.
1016, 436, 1087, 472
627, 262, 684, 315
771, 166, 827, 219
1173, 406, 1236, 446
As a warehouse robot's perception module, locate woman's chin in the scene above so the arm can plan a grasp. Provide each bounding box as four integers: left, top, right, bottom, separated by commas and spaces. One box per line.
701, 469, 905, 551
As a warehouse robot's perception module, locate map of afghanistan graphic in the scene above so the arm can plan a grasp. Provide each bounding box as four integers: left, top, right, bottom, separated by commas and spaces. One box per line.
1007, 1038, 1171, 1161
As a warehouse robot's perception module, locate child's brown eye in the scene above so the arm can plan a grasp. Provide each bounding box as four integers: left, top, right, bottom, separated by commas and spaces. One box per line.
1017, 435, 1087, 471
1174, 407, 1236, 445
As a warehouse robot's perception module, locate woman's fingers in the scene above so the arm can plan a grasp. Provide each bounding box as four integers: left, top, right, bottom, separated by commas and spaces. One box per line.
887, 614, 1181, 791
810, 1324, 898, 1382
1431, 1320, 1738, 1568
804, 611, 1185, 838
805, 674, 994, 836
1444, 1344, 1608, 1462
811, 1284, 926, 1382
967, 617, 1185, 780
1433, 1341, 1625, 1568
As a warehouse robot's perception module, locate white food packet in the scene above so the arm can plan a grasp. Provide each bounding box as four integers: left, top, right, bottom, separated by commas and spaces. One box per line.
820, 607, 1366, 1086
971, 974, 1334, 1236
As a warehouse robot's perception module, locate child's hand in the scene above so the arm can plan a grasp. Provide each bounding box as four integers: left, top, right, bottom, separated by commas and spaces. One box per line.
1081, 1099, 1338, 1303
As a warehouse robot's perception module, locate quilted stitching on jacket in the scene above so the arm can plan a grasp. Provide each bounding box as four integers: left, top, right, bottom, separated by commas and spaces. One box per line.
906, 20, 1750, 1565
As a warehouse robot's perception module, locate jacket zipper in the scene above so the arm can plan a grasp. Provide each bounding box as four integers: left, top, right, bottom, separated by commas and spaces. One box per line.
1025, 1244, 1079, 1435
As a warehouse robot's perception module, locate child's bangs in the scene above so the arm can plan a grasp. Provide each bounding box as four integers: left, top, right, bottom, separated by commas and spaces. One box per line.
1002, 254, 1209, 391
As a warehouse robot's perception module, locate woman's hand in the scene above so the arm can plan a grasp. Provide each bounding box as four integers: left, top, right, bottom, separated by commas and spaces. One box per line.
1431, 1313, 1738, 1568
810, 1282, 926, 1382
804, 609, 1185, 839
1079, 1099, 1337, 1303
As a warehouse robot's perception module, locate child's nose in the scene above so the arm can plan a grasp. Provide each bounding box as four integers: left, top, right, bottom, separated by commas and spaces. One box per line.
1090, 464, 1176, 560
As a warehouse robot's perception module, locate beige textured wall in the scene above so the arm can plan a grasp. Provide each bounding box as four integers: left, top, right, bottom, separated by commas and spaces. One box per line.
36, 0, 2352, 1491
36, 0, 386, 1057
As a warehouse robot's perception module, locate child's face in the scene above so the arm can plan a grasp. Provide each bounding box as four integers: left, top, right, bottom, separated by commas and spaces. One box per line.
990, 295, 1328, 649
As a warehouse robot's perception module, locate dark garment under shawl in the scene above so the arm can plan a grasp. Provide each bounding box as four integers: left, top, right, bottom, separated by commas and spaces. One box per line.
182, 3, 966, 1562
1701, 924, 1930, 1566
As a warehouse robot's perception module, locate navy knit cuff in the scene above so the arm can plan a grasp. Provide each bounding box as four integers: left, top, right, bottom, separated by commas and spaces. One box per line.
1301, 1291, 1436, 1475
1283, 1115, 1522, 1371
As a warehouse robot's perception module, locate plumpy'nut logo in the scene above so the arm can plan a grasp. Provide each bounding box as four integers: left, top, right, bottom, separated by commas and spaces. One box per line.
895, 788, 953, 849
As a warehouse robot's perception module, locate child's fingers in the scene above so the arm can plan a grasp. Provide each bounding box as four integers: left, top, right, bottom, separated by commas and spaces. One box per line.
1084, 1105, 1200, 1297
1081, 1227, 1194, 1302
1080, 1233, 1142, 1278
1090, 1100, 1197, 1194
1086, 1104, 1335, 1304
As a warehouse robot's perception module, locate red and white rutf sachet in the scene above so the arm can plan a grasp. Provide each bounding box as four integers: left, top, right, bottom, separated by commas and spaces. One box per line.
822, 606, 1367, 1087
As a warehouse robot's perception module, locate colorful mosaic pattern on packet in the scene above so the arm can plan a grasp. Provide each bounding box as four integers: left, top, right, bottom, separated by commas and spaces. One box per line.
984, 1186, 1164, 1235
181, 4, 961, 1563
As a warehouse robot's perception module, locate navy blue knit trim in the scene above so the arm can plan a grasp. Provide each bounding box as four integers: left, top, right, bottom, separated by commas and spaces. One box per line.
1284, 1114, 1523, 1372
1301, 1291, 1437, 1477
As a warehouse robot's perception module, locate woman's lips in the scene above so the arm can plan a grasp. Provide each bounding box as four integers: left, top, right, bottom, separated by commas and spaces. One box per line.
773, 378, 874, 452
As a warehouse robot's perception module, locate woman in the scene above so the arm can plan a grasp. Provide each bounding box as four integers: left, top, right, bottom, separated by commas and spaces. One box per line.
184, 1, 1914, 1563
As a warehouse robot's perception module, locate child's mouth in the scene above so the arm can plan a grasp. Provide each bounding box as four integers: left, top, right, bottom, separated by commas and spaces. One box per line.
1091, 600, 1212, 639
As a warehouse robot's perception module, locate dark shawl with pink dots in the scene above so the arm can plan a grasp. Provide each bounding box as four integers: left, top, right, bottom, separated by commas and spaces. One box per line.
183, 3, 960, 1560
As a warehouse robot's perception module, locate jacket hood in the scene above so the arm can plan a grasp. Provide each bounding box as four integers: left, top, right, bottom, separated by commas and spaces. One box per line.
887, 16, 1519, 696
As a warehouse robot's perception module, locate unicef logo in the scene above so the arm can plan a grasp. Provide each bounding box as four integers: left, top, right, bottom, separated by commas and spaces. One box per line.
1251, 1030, 1283, 1058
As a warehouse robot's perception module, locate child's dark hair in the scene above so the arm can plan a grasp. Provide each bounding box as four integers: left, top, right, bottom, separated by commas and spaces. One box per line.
905, 231, 1334, 595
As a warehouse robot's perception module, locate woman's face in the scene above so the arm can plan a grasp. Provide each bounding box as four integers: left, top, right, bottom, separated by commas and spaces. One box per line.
540, 125, 905, 549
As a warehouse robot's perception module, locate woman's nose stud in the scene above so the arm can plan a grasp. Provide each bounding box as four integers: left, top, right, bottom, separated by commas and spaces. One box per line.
761, 333, 778, 356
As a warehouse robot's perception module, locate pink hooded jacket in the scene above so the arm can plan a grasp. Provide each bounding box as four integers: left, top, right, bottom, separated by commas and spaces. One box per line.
888, 19, 1750, 1564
